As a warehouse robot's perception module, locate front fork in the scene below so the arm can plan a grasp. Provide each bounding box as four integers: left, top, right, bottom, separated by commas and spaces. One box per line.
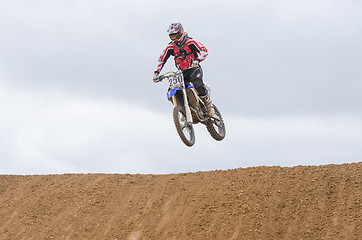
182, 88, 193, 124
172, 88, 193, 125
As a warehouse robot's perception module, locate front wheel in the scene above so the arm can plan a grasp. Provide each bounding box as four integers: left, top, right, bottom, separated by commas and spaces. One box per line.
206, 105, 226, 141
173, 106, 195, 147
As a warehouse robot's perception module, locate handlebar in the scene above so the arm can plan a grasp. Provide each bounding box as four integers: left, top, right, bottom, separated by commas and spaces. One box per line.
156, 63, 200, 82
156, 67, 197, 83
156, 71, 179, 82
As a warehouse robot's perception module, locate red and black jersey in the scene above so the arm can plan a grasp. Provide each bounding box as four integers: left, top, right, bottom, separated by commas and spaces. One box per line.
154, 36, 208, 73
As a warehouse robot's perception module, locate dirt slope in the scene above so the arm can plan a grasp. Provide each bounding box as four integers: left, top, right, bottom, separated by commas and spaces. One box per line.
0, 163, 361, 240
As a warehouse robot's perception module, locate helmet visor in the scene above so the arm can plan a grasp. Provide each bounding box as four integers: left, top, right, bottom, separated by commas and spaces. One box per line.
169, 32, 182, 40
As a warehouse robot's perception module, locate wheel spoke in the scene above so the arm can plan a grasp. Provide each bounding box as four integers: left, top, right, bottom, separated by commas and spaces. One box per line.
173, 106, 195, 146
205, 105, 226, 141
209, 118, 222, 128
210, 115, 221, 121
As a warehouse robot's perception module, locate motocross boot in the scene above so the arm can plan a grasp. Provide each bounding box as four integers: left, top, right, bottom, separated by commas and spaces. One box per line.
201, 94, 215, 117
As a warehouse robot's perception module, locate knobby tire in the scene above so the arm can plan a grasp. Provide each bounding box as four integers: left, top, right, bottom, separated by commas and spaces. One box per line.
206, 104, 226, 141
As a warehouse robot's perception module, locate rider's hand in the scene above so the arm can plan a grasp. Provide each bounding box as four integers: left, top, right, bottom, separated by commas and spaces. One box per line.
191, 60, 199, 68
153, 72, 160, 83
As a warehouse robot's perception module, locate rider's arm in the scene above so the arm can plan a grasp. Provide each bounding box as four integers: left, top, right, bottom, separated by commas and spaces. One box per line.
154, 45, 174, 73
188, 40, 208, 63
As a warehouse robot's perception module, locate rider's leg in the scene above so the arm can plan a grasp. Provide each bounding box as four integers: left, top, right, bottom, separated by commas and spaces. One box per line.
189, 68, 215, 117
188, 68, 206, 95
200, 94, 215, 117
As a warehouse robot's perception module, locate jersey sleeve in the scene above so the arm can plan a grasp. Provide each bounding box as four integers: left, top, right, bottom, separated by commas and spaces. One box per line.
188, 40, 208, 62
154, 45, 174, 73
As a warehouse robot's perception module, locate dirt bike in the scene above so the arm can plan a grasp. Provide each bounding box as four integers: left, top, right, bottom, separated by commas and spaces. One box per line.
157, 69, 226, 147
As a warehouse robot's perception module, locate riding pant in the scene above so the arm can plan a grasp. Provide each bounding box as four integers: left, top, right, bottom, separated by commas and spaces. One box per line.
182, 67, 207, 96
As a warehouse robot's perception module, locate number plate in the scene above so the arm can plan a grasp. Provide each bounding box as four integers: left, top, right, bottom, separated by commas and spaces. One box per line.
168, 72, 184, 89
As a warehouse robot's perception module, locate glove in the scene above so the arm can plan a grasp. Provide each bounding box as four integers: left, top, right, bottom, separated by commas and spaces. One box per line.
191, 60, 199, 68
153, 72, 160, 83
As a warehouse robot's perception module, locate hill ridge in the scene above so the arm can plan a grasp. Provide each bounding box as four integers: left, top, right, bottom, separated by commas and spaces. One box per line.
1, 163, 361, 239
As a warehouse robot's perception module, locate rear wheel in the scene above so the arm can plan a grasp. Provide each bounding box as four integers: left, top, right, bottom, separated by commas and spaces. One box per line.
206, 105, 226, 141
173, 106, 195, 147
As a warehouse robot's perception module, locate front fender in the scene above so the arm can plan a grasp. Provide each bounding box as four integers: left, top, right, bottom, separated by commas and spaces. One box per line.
167, 82, 193, 99
167, 88, 182, 99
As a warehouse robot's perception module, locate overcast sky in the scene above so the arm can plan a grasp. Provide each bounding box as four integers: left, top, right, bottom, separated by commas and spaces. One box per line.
1, 0, 361, 175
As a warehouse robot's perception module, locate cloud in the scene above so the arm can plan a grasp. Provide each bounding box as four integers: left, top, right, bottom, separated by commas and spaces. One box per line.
0, 84, 170, 174
1, 82, 361, 174
1, 0, 361, 116
225, 115, 362, 167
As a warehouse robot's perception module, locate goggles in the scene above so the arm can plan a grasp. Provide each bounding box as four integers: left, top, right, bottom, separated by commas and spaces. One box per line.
169, 32, 182, 40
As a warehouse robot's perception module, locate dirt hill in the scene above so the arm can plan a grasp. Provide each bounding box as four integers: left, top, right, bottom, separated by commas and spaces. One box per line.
0, 163, 361, 240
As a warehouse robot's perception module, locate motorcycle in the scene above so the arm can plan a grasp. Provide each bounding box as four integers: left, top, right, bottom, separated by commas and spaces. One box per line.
157, 70, 226, 147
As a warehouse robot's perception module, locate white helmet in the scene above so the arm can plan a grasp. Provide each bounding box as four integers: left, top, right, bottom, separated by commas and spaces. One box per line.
167, 23, 185, 43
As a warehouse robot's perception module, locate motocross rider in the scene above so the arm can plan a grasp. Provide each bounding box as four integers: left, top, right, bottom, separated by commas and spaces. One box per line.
153, 23, 215, 117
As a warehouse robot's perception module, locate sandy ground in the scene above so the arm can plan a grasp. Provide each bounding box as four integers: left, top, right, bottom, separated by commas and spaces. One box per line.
0, 163, 361, 240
